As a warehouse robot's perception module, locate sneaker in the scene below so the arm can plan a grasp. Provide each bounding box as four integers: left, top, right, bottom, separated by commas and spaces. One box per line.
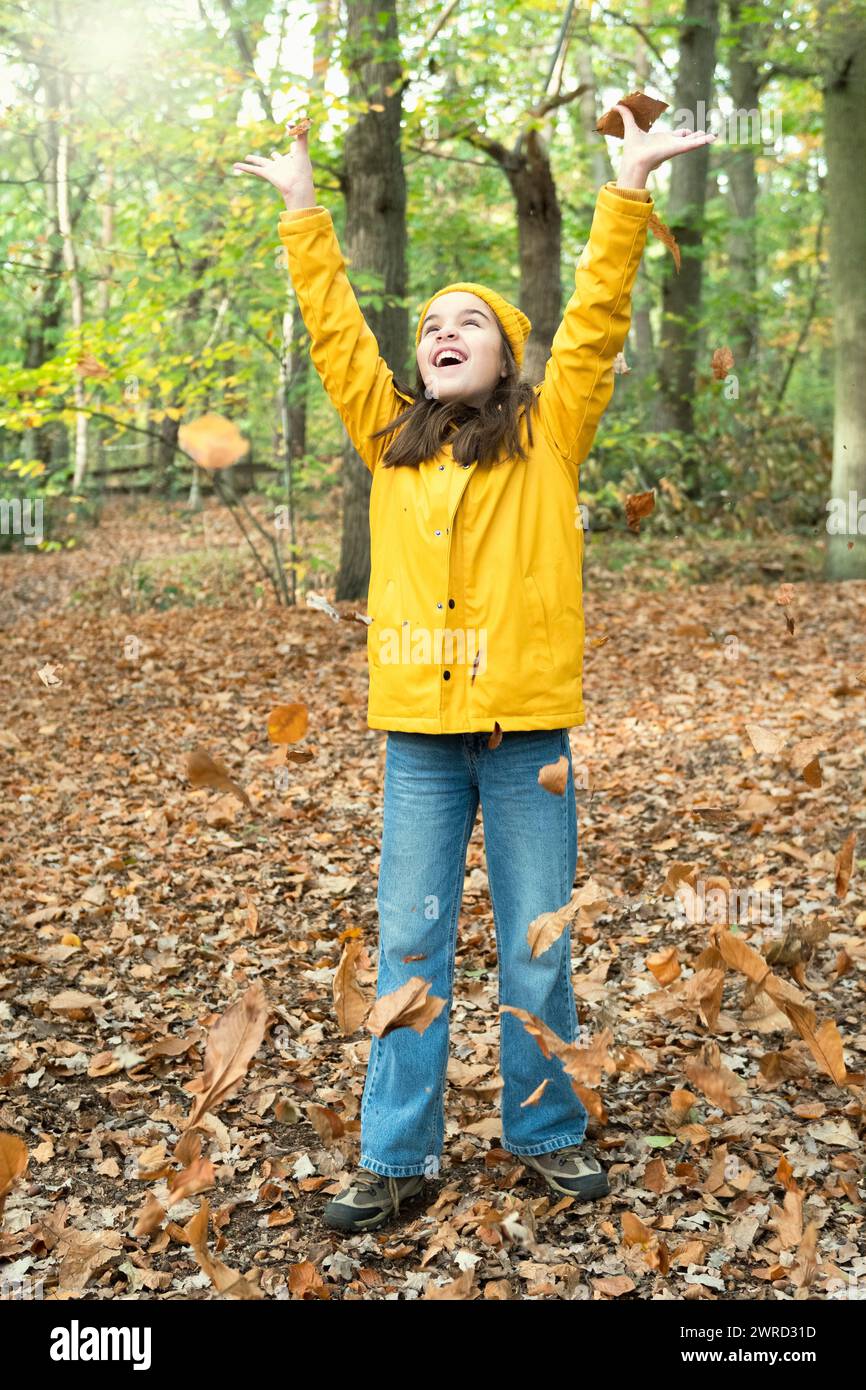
323, 1167, 428, 1232
519, 1144, 610, 1200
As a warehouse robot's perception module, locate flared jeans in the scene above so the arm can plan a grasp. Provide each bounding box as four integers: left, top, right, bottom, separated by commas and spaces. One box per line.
359, 728, 587, 1178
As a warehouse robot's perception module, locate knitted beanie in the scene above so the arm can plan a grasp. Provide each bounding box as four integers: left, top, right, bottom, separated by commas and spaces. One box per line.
415, 282, 532, 370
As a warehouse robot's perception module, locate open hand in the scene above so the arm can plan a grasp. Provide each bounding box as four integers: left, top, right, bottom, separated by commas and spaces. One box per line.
615, 102, 716, 188
232, 122, 316, 207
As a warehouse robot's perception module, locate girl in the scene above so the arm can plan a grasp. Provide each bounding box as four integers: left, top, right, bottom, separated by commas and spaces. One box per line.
233, 106, 714, 1234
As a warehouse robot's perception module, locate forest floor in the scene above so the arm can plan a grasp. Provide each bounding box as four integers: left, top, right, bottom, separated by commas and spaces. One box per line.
1, 496, 865, 1303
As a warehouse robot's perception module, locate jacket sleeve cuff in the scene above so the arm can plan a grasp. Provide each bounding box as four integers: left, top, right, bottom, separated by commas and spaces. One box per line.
278, 205, 330, 229
604, 181, 652, 203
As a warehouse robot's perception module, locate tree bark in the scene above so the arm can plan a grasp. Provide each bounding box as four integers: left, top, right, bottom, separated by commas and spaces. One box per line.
726, 0, 761, 372
655, 0, 720, 438
336, 0, 407, 602
823, 13, 866, 579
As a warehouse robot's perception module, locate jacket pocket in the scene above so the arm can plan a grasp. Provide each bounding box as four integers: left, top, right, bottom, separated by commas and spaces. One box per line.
368, 577, 398, 668
523, 573, 555, 670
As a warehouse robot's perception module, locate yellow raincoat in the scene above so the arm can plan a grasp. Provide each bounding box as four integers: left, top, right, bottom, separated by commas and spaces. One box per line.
278, 181, 654, 734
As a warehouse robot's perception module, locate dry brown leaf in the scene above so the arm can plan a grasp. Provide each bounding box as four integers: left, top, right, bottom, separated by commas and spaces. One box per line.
683, 1056, 745, 1114
745, 723, 786, 756
662, 861, 698, 896
527, 877, 606, 959
646, 946, 680, 985
166, 1157, 216, 1207
367, 976, 446, 1038
0, 1133, 28, 1220
835, 831, 856, 898
625, 489, 655, 532
184, 1199, 262, 1296
711, 347, 735, 380
179, 413, 249, 472
768, 1189, 803, 1251
622, 1211, 657, 1246
288, 1258, 331, 1299
267, 703, 309, 744
132, 1192, 167, 1237
186, 748, 252, 812
183, 981, 269, 1130
333, 938, 369, 1035
47, 988, 104, 1020
647, 213, 681, 272
306, 1104, 345, 1143
538, 754, 568, 795
488, 720, 503, 749
596, 91, 669, 137
520, 1078, 551, 1107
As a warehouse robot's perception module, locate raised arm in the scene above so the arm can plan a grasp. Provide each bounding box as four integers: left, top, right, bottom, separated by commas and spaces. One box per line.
234, 121, 409, 475
534, 101, 716, 493
276, 207, 410, 474
533, 182, 654, 490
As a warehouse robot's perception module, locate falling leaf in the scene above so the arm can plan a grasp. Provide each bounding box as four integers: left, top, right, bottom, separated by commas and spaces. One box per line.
367, 977, 447, 1038
834, 831, 856, 899
333, 939, 369, 1035
663, 861, 698, 896
683, 1056, 745, 1114
647, 214, 681, 272
745, 723, 786, 756
306, 593, 340, 622
0, 1134, 28, 1220
183, 981, 269, 1130
538, 755, 568, 795
711, 347, 734, 380
267, 703, 309, 744
520, 1078, 551, 1107
488, 720, 503, 749
75, 352, 110, 379
132, 1192, 167, 1237
502, 1005, 614, 1087
788, 736, 826, 788
186, 747, 252, 812
183, 1199, 262, 1296
179, 413, 249, 472
166, 1156, 216, 1207
625, 489, 655, 532
596, 91, 669, 138
646, 947, 680, 985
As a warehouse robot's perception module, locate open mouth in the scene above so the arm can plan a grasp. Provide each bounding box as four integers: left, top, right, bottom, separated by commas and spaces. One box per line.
433, 351, 468, 370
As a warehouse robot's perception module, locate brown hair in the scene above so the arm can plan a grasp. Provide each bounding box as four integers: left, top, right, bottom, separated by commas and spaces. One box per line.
367, 324, 539, 469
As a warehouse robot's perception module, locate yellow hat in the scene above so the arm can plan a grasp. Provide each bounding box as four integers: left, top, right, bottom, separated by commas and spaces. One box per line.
415, 282, 532, 370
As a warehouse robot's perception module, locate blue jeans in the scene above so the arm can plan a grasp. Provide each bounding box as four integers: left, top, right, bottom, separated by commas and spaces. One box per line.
359, 728, 587, 1178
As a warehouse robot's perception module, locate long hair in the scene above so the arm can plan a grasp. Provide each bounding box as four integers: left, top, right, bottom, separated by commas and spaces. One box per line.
367, 322, 539, 469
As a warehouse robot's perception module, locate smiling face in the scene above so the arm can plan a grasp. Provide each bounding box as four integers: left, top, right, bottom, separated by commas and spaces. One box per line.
417, 292, 508, 409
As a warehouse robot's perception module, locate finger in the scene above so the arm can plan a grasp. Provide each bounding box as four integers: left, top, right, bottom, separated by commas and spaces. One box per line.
239, 154, 270, 166
614, 102, 638, 128
232, 162, 266, 175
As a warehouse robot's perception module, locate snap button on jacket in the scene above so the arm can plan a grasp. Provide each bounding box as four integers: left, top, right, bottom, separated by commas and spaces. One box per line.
278, 182, 654, 734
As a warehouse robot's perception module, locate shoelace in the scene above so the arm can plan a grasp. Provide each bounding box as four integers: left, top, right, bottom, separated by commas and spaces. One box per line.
352, 1171, 404, 1217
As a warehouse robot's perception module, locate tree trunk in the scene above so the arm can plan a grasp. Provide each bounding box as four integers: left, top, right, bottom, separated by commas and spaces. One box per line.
655, 0, 720, 438
336, 0, 407, 602
823, 15, 866, 580
507, 128, 563, 387
726, 0, 761, 372
55, 65, 89, 489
